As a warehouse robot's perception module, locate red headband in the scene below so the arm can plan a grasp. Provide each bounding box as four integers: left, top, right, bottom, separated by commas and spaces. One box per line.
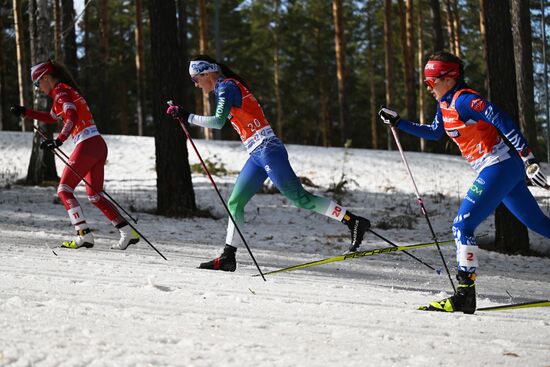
30, 62, 54, 82
424, 60, 459, 79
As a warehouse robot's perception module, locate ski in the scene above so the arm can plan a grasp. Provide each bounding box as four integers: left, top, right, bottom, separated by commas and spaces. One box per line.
478, 300, 550, 312
259, 239, 454, 276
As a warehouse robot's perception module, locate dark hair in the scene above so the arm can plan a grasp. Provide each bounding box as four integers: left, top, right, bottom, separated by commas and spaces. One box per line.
428, 51, 465, 82
49, 60, 81, 93
191, 54, 250, 90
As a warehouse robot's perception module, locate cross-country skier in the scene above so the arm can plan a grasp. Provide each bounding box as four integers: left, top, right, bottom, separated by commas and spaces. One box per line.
379, 51, 550, 314
10, 60, 139, 250
167, 55, 371, 271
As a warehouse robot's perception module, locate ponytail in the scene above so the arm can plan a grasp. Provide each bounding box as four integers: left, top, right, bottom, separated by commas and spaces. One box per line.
49, 60, 81, 93
191, 54, 250, 90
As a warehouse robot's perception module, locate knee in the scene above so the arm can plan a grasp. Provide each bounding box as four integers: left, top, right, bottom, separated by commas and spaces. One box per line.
88, 192, 102, 204
57, 184, 73, 200
227, 195, 244, 216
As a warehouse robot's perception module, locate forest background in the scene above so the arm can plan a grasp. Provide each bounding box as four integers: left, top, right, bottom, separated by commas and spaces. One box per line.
1, 0, 550, 254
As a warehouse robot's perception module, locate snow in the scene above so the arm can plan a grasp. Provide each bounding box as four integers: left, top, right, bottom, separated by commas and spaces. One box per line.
1, 131, 549, 366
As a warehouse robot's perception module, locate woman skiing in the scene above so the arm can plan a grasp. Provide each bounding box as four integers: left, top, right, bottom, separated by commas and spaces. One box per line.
10, 60, 139, 250
379, 51, 550, 313
167, 55, 370, 271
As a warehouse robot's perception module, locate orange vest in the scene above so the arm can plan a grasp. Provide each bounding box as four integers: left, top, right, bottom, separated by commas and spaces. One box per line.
225, 78, 271, 142
51, 83, 99, 143
441, 88, 502, 165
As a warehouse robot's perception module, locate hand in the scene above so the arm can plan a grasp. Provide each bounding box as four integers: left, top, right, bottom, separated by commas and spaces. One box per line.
40, 138, 63, 150
166, 104, 189, 121
10, 105, 26, 117
525, 160, 548, 189
378, 106, 400, 126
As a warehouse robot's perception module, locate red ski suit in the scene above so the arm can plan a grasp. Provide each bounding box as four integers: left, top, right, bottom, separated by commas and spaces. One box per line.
26, 82, 124, 226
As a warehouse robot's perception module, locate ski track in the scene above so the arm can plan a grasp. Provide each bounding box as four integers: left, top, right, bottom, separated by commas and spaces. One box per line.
1, 132, 550, 366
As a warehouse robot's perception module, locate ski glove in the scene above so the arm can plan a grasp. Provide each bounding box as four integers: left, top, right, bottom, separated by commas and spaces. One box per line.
166, 104, 190, 121
521, 149, 548, 188
40, 138, 63, 150
378, 106, 401, 127
10, 105, 26, 117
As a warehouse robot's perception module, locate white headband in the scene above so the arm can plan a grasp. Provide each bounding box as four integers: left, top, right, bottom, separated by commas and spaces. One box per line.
189, 60, 219, 77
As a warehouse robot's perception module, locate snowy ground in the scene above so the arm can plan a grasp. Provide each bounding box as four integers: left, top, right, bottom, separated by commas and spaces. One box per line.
1, 131, 549, 367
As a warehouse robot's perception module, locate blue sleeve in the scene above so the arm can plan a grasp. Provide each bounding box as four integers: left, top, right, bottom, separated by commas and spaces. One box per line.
455, 93, 531, 154
396, 105, 446, 141
188, 80, 242, 129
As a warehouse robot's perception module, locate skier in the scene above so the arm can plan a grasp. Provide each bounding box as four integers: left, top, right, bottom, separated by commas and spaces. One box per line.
10, 60, 139, 250
167, 55, 371, 271
379, 51, 550, 313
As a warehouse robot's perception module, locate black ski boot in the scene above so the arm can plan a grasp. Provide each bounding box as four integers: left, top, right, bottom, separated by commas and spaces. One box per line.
342, 211, 371, 253
421, 271, 477, 314
199, 245, 237, 272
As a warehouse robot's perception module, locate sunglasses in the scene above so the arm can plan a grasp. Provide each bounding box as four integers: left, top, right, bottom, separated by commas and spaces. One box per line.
423, 70, 453, 89
33, 78, 42, 88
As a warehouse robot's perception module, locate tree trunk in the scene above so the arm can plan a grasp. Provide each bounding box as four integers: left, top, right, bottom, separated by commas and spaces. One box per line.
61, 0, 78, 78
332, 0, 348, 146
149, 0, 196, 216
511, 0, 538, 154
418, 0, 427, 152
482, 0, 529, 254
384, 0, 394, 150
98, 0, 110, 133
26, 0, 58, 185
429, 0, 445, 52
367, 5, 377, 149
444, 0, 457, 55
177, 0, 194, 126
273, 0, 283, 140
479, 0, 488, 93
13, 0, 31, 131
53, 0, 61, 59
198, 0, 213, 140
398, 0, 417, 120
0, 9, 5, 131
135, 0, 145, 136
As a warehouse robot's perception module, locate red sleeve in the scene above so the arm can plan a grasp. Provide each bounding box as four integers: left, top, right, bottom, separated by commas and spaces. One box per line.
58, 108, 78, 142
25, 109, 58, 124
53, 87, 79, 142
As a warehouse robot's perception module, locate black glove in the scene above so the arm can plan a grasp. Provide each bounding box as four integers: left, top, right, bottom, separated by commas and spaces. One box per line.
10, 105, 26, 117
40, 138, 63, 150
378, 106, 401, 127
166, 104, 190, 121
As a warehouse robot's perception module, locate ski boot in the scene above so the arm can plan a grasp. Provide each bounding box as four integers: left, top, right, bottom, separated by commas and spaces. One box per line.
342, 211, 371, 253
420, 271, 477, 314
62, 227, 95, 249
199, 245, 237, 272
111, 222, 140, 250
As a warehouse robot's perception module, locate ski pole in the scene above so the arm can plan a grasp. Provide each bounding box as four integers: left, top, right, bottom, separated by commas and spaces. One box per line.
388, 125, 456, 293
367, 228, 439, 272
34, 125, 139, 224
167, 101, 266, 281
32, 124, 167, 261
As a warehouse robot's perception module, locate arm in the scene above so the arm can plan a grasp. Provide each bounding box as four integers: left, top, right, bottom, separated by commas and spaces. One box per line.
457, 93, 547, 187
24, 109, 58, 124
53, 89, 79, 143
188, 80, 242, 129
397, 112, 446, 141
379, 106, 445, 141
456, 94, 530, 156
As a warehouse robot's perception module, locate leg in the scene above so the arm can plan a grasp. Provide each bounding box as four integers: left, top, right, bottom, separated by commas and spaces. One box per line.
57, 141, 99, 248
199, 156, 266, 271
257, 139, 370, 252
426, 159, 524, 313
502, 181, 550, 238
